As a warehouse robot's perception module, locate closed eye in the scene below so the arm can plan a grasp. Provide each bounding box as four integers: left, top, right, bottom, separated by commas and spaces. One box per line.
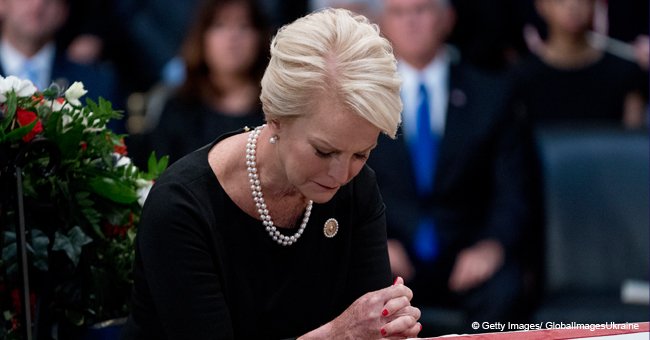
315, 148, 333, 158
354, 153, 369, 161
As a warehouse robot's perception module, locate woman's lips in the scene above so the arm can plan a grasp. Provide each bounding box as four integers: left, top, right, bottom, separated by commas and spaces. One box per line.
315, 182, 338, 190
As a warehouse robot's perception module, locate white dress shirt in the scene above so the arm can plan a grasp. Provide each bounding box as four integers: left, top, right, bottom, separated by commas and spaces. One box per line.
398, 48, 450, 143
0, 39, 55, 90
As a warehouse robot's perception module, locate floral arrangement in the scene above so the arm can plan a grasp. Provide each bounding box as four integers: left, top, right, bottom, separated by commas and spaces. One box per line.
0, 76, 167, 339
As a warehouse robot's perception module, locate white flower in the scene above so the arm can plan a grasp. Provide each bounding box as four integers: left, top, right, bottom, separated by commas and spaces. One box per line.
0, 76, 37, 102
65, 81, 87, 106
114, 154, 132, 168
61, 113, 74, 131
42, 98, 66, 112
136, 179, 154, 207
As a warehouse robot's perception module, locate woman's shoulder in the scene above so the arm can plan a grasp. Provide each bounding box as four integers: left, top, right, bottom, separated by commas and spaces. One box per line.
333, 164, 381, 212
597, 51, 646, 75
151, 129, 248, 197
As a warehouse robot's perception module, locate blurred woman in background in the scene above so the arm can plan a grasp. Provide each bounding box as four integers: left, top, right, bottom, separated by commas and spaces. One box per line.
512, 0, 647, 129
148, 0, 269, 163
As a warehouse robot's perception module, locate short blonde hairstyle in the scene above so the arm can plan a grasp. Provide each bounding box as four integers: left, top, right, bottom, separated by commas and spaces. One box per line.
260, 8, 402, 138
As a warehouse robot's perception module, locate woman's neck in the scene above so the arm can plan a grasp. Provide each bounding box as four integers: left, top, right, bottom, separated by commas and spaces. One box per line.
210, 128, 308, 228
209, 73, 258, 115
253, 127, 302, 201
244, 127, 309, 228
540, 30, 601, 68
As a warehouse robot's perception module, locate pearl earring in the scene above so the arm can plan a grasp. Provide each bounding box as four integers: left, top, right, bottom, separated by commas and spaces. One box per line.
269, 135, 278, 144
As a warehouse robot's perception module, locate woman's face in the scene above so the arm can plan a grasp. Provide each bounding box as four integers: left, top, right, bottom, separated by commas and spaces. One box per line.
204, 3, 260, 76
537, 0, 594, 35
270, 98, 381, 204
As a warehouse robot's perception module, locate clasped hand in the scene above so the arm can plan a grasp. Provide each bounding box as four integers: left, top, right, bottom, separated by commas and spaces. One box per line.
299, 277, 421, 339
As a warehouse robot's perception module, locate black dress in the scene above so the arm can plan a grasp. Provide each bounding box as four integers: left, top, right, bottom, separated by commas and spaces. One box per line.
148, 96, 265, 164
121, 130, 392, 339
510, 51, 647, 124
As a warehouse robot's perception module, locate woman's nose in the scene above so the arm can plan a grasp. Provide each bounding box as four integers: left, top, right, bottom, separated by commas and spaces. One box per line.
328, 157, 353, 185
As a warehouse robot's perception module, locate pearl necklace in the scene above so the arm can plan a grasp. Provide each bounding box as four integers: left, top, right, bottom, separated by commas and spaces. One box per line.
246, 125, 313, 246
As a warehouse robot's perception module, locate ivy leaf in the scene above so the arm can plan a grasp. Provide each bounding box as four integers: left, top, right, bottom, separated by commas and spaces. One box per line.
31, 229, 50, 271
52, 226, 93, 267
1, 230, 50, 274
1, 234, 16, 275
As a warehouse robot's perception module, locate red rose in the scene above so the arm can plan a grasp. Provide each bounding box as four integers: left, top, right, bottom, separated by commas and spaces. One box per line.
16, 108, 43, 142
10, 288, 21, 314
114, 137, 127, 155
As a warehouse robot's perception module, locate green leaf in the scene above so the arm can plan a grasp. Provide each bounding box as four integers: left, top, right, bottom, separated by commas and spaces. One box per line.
41, 86, 60, 100
88, 176, 138, 204
81, 207, 105, 239
1, 92, 18, 130
1, 243, 16, 268
31, 229, 50, 271
3, 230, 16, 244
64, 309, 85, 326
1, 119, 37, 143
75, 191, 94, 207
43, 108, 63, 135
52, 227, 93, 267
2, 231, 17, 275
157, 155, 169, 174
81, 207, 101, 226
54, 124, 84, 159
146, 152, 168, 179
147, 152, 157, 176
0, 231, 36, 277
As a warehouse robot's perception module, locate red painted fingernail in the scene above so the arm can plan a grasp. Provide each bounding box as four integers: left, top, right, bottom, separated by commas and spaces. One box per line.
380, 328, 387, 336
393, 276, 401, 285
382, 308, 389, 316
420, 324, 423, 331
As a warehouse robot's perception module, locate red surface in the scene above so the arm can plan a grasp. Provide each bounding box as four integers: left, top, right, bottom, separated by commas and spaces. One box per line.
425, 322, 649, 339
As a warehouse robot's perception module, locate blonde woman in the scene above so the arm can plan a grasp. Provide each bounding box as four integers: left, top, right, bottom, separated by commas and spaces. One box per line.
122, 8, 422, 339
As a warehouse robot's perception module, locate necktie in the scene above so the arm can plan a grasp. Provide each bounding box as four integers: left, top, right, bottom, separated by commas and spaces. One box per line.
411, 82, 437, 196
410, 82, 439, 262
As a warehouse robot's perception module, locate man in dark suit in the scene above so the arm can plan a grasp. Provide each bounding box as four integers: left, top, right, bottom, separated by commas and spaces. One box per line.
369, 0, 535, 334
0, 0, 125, 133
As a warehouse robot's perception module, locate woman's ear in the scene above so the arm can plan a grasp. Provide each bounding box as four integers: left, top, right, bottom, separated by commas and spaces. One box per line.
267, 118, 281, 133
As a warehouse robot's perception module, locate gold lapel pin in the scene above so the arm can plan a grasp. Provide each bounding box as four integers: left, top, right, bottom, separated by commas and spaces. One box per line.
323, 218, 339, 238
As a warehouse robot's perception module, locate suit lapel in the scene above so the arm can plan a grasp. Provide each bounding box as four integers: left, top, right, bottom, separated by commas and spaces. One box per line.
435, 63, 469, 194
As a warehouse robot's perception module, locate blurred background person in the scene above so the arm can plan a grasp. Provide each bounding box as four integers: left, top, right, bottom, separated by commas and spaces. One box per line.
368, 0, 538, 336
0, 0, 125, 132
309, 0, 378, 20
139, 0, 270, 165
512, 0, 648, 129
102, 0, 306, 94
310, 0, 533, 73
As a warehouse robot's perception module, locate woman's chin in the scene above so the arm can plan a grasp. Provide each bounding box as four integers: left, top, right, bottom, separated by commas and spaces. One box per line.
306, 187, 339, 204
